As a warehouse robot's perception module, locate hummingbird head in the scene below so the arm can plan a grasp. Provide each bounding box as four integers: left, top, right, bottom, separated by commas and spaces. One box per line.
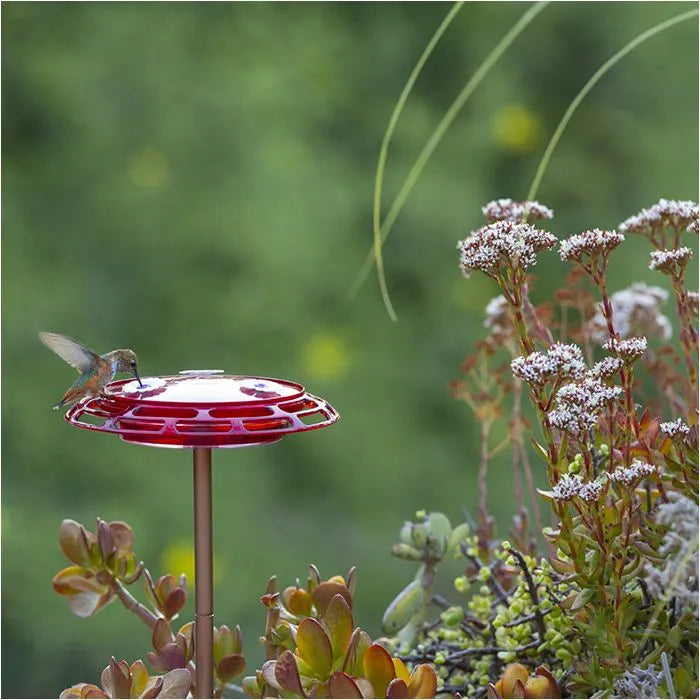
112, 349, 143, 387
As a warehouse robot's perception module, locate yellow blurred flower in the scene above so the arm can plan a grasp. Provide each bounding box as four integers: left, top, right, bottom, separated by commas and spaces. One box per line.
128, 147, 170, 189
492, 104, 542, 153
160, 539, 221, 587
301, 331, 352, 382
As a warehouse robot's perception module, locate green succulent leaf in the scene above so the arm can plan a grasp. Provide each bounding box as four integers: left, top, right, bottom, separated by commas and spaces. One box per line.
342, 628, 372, 678
297, 618, 333, 678
59, 520, 92, 567
324, 594, 354, 662
382, 580, 423, 634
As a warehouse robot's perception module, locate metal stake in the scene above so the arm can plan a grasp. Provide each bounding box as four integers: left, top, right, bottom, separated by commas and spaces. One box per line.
193, 447, 214, 699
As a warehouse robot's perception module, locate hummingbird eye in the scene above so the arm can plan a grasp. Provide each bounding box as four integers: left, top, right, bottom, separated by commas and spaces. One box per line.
130, 360, 136, 367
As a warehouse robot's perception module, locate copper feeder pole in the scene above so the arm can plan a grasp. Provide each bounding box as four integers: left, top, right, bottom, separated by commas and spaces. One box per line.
193, 447, 214, 699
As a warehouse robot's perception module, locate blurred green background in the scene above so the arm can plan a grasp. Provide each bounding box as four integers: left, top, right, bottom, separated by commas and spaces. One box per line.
2, 2, 697, 696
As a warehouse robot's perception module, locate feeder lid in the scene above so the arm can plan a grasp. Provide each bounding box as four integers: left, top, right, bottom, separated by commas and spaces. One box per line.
65, 370, 339, 449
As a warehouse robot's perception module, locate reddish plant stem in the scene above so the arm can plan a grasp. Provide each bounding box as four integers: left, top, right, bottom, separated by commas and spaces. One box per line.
512, 377, 544, 534
113, 577, 159, 629
671, 274, 698, 410
478, 420, 491, 527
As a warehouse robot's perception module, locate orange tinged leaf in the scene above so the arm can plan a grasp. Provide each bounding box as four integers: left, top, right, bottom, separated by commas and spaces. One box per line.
406, 664, 437, 699
312, 581, 352, 616
393, 658, 410, 684
502, 663, 529, 698
362, 644, 395, 698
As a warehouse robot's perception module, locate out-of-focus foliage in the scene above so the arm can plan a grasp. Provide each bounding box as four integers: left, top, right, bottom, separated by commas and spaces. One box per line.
2, 2, 697, 697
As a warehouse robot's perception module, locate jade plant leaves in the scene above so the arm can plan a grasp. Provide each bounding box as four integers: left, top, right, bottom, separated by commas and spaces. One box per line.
275, 650, 306, 697
323, 593, 354, 662
406, 664, 438, 699
243, 566, 439, 699
297, 618, 333, 678
342, 628, 372, 678
363, 644, 395, 698
328, 671, 363, 698
386, 679, 409, 699
61, 659, 191, 699
312, 581, 353, 617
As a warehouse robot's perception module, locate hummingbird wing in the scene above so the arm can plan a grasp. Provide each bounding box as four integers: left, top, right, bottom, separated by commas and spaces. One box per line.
39, 332, 100, 374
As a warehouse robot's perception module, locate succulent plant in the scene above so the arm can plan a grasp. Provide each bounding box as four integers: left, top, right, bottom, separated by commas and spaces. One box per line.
242, 566, 438, 699
53, 519, 141, 617
60, 657, 191, 699
487, 663, 561, 699
54, 518, 246, 699
382, 511, 470, 651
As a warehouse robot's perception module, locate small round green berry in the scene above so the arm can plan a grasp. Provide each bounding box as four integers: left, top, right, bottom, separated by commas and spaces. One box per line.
454, 575, 469, 594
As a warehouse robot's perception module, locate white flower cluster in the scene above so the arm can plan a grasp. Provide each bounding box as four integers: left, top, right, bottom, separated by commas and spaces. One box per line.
552, 473, 583, 501
619, 198, 699, 234
458, 221, 557, 277
588, 356, 624, 380
481, 198, 554, 223
689, 218, 699, 235
559, 228, 625, 262
483, 295, 510, 332
602, 336, 648, 362
548, 377, 622, 435
578, 478, 604, 503
660, 418, 691, 439
587, 282, 672, 344
609, 459, 656, 486
649, 247, 692, 273
644, 492, 699, 611
511, 343, 586, 385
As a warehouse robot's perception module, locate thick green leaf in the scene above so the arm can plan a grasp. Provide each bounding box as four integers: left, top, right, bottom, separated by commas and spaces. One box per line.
297, 618, 332, 677
59, 520, 92, 567
324, 594, 354, 662
382, 580, 423, 634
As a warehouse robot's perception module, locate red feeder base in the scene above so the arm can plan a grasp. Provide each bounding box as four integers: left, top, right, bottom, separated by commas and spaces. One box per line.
65, 370, 339, 448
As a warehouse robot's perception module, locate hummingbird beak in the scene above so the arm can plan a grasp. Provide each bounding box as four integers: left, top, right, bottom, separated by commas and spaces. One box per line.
133, 368, 144, 387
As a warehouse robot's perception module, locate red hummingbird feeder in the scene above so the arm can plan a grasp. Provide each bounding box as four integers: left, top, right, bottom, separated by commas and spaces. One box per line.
66, 370, 339, 698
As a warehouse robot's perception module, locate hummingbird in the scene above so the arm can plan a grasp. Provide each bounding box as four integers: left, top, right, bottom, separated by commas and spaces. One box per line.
39, 332, 143, 410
